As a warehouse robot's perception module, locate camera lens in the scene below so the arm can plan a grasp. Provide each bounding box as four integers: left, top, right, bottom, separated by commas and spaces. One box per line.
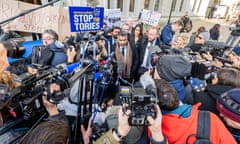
6, 40, 25, 58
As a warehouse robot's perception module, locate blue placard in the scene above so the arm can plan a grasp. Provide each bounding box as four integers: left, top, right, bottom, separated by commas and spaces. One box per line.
69, 7, 104, 32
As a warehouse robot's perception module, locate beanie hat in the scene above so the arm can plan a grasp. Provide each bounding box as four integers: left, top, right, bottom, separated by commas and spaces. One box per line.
156, 55, 192, 81
216, 88, 240, 123
199, 31, 210, 41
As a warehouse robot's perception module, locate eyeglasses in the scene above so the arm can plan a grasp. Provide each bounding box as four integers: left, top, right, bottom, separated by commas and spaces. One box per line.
42, 38, 54, 41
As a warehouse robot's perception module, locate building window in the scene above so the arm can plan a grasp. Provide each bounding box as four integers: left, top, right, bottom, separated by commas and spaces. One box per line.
154, 0, 160, 11
197, 0, 202, 13
118, 0, 123, 11
144, 0, 150, 9
192, 0, 197, 12
179, 0, 184, 12
129, 0, 135, 12
171, 0, 177, 12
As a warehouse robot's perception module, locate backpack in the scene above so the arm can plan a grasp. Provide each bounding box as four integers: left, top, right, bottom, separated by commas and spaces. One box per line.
186, 111, 212, 144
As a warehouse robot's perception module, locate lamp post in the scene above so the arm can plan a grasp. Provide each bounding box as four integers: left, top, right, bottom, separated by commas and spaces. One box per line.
167, 0, 175, 24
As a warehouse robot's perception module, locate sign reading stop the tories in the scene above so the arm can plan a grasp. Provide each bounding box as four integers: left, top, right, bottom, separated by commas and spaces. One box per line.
69, 7, 104, 32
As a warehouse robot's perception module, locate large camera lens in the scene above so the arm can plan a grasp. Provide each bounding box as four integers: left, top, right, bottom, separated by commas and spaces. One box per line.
6, 40, 25, 58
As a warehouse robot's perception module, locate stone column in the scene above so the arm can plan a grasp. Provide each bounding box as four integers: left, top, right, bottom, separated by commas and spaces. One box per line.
122, 0, 130, 18
149, 0, 155, 11
134, 0, 144, 18
79, 0, 87, 6
110, 0, 118, 9
98, 0, 107, 7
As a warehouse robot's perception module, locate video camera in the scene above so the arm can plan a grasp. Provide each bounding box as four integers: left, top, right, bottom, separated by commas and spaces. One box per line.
5, 39, 25, 58
0, 66, 70, 124
149, 45, 171, 67
119, 85, 158, 126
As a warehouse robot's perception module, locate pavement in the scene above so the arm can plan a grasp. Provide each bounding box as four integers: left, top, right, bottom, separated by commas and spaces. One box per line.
191, 18, 232, 43
23, 18, 233, 43
151, 18, 233, 44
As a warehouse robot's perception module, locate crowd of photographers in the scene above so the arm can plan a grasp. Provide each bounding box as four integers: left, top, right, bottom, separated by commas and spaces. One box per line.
1, 16, 240, 144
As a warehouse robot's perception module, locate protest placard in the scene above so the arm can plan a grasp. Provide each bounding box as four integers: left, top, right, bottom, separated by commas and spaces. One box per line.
140, 9, 161, 26
104, 9, 121, 28
69, 6, 104, 32
0, 0, 71, 40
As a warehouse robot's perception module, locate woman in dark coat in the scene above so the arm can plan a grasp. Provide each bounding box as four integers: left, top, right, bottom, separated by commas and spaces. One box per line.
209, 23, 220, 40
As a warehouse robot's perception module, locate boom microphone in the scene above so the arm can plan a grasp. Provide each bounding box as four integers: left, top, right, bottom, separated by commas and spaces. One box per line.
59, 59, 94, 75
205, 40, 231, 49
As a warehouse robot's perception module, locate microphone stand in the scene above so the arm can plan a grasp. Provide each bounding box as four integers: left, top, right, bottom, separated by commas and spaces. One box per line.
0, 0, 60, 25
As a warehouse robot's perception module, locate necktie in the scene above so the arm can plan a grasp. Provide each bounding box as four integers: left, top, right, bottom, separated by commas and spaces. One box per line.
121, 47, 125, 56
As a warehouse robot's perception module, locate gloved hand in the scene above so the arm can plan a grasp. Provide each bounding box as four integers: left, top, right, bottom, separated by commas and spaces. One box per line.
190, 77, 207, 92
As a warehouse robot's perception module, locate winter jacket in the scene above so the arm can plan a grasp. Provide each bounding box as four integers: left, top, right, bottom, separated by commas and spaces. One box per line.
209, 27, 220, 40
169, 80, 186, 101
162, 103, 237, 144
229, 127, 240, 143
193, 84, 233, 116
160, 24, 174, 45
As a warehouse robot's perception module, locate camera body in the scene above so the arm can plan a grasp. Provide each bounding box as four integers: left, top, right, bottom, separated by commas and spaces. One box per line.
6, 39, 25, 58
119, 86, 157, 126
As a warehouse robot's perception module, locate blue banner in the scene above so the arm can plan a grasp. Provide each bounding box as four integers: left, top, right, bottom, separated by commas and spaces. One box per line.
69, 7, 104, 32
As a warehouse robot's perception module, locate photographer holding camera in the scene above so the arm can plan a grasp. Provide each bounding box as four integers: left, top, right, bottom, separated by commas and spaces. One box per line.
153, 78, 236, 144
95, 104, 166, 144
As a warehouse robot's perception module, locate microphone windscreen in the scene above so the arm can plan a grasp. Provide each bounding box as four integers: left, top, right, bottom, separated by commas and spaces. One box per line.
139, 74, 156, 89
65, 62, 80, 74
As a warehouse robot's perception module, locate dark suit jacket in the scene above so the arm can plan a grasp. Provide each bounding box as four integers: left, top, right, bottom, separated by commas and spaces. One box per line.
136, 36, 162, 78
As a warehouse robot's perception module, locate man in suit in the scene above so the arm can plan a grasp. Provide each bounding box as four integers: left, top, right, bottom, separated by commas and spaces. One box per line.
107, 26, 121, 53
114, 31, 138, 82
137, 26, 162, 80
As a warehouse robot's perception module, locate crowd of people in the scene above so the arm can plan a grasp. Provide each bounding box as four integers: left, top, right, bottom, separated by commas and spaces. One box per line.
1, 13, 240, 144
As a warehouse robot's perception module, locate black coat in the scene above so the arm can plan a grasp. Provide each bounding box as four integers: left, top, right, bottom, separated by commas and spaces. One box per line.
209, 27, 220, 40
136, 37, 162, 78
137, 37, 162, 67
193, 84, 233, 116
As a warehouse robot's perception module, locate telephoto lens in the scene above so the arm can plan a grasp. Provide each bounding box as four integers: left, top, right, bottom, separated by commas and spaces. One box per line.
5, 39, 25, 58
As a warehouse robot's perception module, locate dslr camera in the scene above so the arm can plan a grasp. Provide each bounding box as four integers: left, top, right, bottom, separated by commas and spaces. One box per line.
119, 86, 158, 126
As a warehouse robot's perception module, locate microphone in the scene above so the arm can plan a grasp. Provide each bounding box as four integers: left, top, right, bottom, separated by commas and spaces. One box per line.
140, 74, 156, 95
205, 40, 231, 49
64, 62, 81, 74
57, 62, 81, 75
